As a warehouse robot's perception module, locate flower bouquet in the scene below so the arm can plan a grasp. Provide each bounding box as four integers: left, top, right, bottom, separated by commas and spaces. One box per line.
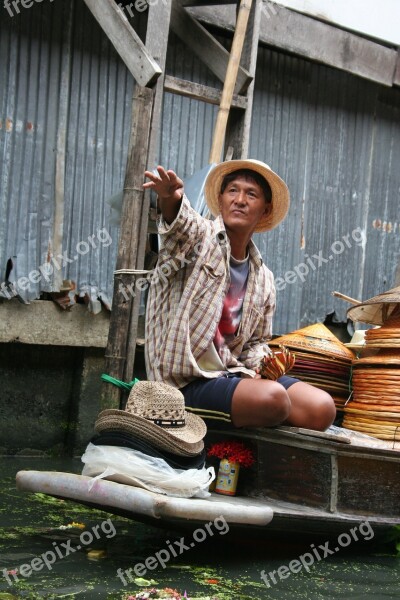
207, 441, 255, 496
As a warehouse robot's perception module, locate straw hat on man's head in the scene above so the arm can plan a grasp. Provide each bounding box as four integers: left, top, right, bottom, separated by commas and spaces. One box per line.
204, 159, 290, 232
95, 381, 207, 456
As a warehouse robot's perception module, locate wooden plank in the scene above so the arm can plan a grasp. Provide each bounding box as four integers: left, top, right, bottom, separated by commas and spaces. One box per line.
164, 75, 247, 109
189, 2, 398, 87
83, 0, 162, 87
104, 86, 154, 408
337, 455, 400, 517
256, 440, 332, 509
181, 1, 235, 6
170, 1, 252, 94
209, 0, 253, 164
145, 0, 173, 168
224, 0, 261, 159
394, 50, 400, 87
278, 425, 351, 444
124, 0, 173, 383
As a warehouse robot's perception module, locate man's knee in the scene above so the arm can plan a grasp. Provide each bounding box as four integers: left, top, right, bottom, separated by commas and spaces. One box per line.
231, 380, 291, 428
311, 391, 336, 431
260, 381, 291, 426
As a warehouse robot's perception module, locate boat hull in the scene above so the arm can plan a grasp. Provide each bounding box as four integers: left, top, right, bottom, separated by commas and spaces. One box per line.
15, 426, 400, 540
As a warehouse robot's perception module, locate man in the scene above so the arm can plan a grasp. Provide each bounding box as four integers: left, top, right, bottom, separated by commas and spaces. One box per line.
143, 160, 336, 431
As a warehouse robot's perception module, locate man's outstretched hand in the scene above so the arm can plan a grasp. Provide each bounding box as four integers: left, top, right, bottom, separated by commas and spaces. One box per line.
143, 166, 184, 224
143, 166, 184, 201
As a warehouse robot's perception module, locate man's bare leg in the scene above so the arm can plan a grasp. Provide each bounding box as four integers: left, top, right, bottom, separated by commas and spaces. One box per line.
284, 381, 336, 431
231, 379, 335, 431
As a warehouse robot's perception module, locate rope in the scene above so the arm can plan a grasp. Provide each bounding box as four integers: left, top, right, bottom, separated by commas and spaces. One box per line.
101, 374, 140, 391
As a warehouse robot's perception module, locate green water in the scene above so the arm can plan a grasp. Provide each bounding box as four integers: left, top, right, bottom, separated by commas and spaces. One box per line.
0, 458, 399, 599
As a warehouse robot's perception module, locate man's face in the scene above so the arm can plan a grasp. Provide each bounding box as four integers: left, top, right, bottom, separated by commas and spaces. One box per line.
218, 175, 271, 234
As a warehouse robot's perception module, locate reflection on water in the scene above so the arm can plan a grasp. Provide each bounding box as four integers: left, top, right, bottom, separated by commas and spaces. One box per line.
0, 458, 399, 599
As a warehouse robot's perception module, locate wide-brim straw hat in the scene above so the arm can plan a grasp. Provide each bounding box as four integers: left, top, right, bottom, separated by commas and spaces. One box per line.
270, 323, 355, 361
95, 381, 206, 456
352, 348, 400, 365
95, 412, 204, 457
204, 159, 289, 232
347, 285, 400, 326
361, 317, 400, 347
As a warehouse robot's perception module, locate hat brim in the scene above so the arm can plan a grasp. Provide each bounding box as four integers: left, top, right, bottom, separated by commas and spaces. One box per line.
91, 432, 206, 469
204, 159, 289, 232
95, 410, 205, 456
353, 355, 400, 365
343, 343, 367, 349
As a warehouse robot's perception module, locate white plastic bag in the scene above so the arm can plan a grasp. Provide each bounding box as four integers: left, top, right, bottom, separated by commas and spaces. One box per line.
81, 443, 215, 499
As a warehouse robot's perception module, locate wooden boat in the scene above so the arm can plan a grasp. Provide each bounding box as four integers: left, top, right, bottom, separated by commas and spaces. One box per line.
16, 425, 400, 540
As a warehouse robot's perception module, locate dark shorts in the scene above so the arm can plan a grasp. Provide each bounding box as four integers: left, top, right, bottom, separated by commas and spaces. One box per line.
181, 374, 300, 429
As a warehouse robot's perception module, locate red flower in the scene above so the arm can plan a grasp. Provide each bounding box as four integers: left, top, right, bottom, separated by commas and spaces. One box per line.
207, 440, 255, 468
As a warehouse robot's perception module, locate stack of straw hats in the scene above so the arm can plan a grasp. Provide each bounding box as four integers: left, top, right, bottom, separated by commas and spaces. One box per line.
344, 289, 400, 441
82, 381, 213, 497
93, 381, 207, 467
270, 323, 354, 414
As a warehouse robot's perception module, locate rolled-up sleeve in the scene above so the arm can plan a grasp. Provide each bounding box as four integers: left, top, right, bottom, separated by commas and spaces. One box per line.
158, 195, 208, 259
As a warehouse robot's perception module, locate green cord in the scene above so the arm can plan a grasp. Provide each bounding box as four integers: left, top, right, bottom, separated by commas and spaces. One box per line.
101, 374, 140, 391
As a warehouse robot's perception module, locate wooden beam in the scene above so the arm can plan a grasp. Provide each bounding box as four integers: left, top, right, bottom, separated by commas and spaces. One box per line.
209, 0, 253, 164
181, 0, 236, 5
189, 2, 398, 87
164, 74, 247, 109
123, 0, 173, 384
170, 1, 253, 94
394, 50, 400, 87
83, 0, 162, 87
104, 86, 154, 408
225, 0, 261, 158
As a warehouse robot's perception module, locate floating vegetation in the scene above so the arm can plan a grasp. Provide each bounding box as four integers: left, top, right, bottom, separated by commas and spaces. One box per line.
122, 589, 216, 600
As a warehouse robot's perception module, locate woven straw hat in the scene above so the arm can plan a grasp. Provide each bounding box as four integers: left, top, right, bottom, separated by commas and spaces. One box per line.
204, 159, 289, 232
347, 285, 400, 325
270, 323, 354, 361
95, 381, 206, 456
361, 317, 400, 347
352, 348, 400, 365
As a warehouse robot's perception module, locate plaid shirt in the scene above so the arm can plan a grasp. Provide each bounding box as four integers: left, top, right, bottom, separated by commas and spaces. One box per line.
145, 195, 276, 388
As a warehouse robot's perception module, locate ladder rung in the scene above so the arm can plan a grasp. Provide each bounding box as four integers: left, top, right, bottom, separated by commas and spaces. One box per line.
164, 75, 247, 110
180, 1, 237, 6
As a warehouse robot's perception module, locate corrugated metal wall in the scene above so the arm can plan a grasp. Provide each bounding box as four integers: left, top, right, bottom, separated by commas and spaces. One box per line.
0, 0, 133, 307
251, 50, 400, 332
1, 4, 399, 333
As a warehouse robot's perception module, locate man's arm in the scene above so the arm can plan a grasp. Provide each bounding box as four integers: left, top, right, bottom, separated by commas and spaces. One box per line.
143, 166, 184, 224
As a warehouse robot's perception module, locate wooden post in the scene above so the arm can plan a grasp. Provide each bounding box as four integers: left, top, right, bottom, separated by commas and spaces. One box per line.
225, 0, 261, 159
123, 0, 173, 386
103, 86, 154, 409
208, 0, 253, 164
103, 2, 173, 407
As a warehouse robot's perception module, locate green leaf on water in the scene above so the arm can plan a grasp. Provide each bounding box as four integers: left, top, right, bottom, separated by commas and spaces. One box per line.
133, 577, 158, 586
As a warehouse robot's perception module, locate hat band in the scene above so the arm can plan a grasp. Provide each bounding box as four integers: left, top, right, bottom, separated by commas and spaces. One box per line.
151, 418, 185, 428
